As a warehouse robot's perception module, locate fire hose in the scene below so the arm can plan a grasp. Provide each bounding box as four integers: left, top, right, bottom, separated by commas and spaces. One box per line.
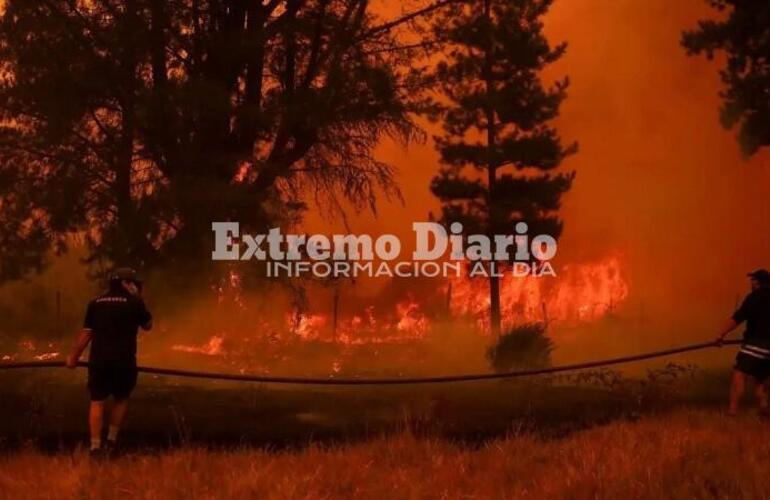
0, 339, 742, 385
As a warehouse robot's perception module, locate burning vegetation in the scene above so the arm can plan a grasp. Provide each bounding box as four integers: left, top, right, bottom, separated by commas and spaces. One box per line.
147, 254, 629, 376
0, 253, 629, 376
449, 256, 629, 331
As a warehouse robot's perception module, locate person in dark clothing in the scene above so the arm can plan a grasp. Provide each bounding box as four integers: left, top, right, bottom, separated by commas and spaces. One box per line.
716, 269, 770, 416
66, 268, 152, 454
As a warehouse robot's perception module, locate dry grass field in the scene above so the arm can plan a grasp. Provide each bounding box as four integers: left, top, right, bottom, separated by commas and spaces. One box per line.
1, 410, 769, 500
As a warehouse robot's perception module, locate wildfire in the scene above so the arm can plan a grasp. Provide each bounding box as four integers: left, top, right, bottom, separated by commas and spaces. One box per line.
291, 314, 329, 341
0, 256, 629, 374
449, 256, 629, 330
0, 340, 61, 362
171, 335, 226, 356
168, 255, 629, 365
395, 300, 431, 336
291, 301, 432, 345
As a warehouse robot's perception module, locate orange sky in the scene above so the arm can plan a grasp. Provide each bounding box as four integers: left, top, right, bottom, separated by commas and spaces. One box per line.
305, 0, 770, 323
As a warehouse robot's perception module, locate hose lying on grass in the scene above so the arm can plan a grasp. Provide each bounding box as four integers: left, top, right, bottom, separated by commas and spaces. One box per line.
0, 340, 741, 385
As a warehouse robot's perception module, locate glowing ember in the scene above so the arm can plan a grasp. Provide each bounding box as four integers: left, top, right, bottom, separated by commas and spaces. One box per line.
0, 341, 62, 363
33, 352, 60, 361
172, 335, 226, 356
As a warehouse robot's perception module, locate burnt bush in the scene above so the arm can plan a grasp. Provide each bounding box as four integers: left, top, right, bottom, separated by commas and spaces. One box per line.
486, 323, 553, 373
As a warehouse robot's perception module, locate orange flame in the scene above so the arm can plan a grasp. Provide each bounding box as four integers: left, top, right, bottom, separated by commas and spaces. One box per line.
449, 256, 629, 330
169, 255, 629, 359
171, 335, 226, 356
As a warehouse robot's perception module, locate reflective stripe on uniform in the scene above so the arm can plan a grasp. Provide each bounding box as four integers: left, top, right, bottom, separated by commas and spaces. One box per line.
740, 344, 770, 359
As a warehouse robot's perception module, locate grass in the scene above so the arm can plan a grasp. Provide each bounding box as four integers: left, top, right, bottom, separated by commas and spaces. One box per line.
0, 363, 762, 498
0, 410, 769, 499
0, 364, 731, 449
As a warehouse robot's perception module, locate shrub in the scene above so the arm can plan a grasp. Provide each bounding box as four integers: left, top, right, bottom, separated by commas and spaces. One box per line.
486, 323, 553, 373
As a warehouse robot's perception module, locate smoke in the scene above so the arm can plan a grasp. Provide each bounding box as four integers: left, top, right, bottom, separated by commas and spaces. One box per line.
2, 0, 768, 374
305, 0, 770, 343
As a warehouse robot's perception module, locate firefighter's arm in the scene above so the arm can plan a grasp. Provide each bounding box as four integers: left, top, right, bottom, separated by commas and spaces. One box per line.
66, 329, 93, 369
139, 302, 153, 331
715, 318, 739, 345
718, 295, 752, 345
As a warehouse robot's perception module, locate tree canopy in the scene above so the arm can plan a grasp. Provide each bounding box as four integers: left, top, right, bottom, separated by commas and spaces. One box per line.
682, 0, 770, 157
0, 0, 443, 282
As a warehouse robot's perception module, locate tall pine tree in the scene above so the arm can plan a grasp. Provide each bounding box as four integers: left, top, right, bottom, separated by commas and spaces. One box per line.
682, 0, 770, 157
431, 0, 576, 337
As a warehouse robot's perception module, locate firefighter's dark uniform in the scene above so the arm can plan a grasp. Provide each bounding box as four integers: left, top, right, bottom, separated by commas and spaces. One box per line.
733, 286, 770, 382
83, 289, 152, 401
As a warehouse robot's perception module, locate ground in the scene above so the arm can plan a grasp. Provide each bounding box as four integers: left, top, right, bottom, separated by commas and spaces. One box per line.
0, 363, 729, 447
0, 364, 765, 499
1, 410, 769, 499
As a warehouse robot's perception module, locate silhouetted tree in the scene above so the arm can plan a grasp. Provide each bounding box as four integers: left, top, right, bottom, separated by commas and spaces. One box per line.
0, 0, 449, 283
682, 0, 770, 157
430, 0, 575, 337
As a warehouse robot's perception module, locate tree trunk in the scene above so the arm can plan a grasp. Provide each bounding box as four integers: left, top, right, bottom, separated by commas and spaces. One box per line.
489, 263, 501, 337
115, 96, 135, 266
484, 0, 502, 338
148, 0, 179, 176
115, 0, 139, 267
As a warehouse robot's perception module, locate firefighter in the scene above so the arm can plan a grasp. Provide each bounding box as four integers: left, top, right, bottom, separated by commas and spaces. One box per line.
66, 268, 152, 456
716, 269, 770, 416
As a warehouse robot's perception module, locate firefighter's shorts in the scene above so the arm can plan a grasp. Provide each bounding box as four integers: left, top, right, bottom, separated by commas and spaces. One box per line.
735, 347, 770, 383
88, 363, 138, 401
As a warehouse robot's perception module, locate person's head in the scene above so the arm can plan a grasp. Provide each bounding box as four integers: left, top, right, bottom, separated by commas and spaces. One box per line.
109, 267, 143, 296
748, 269, 770, 291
